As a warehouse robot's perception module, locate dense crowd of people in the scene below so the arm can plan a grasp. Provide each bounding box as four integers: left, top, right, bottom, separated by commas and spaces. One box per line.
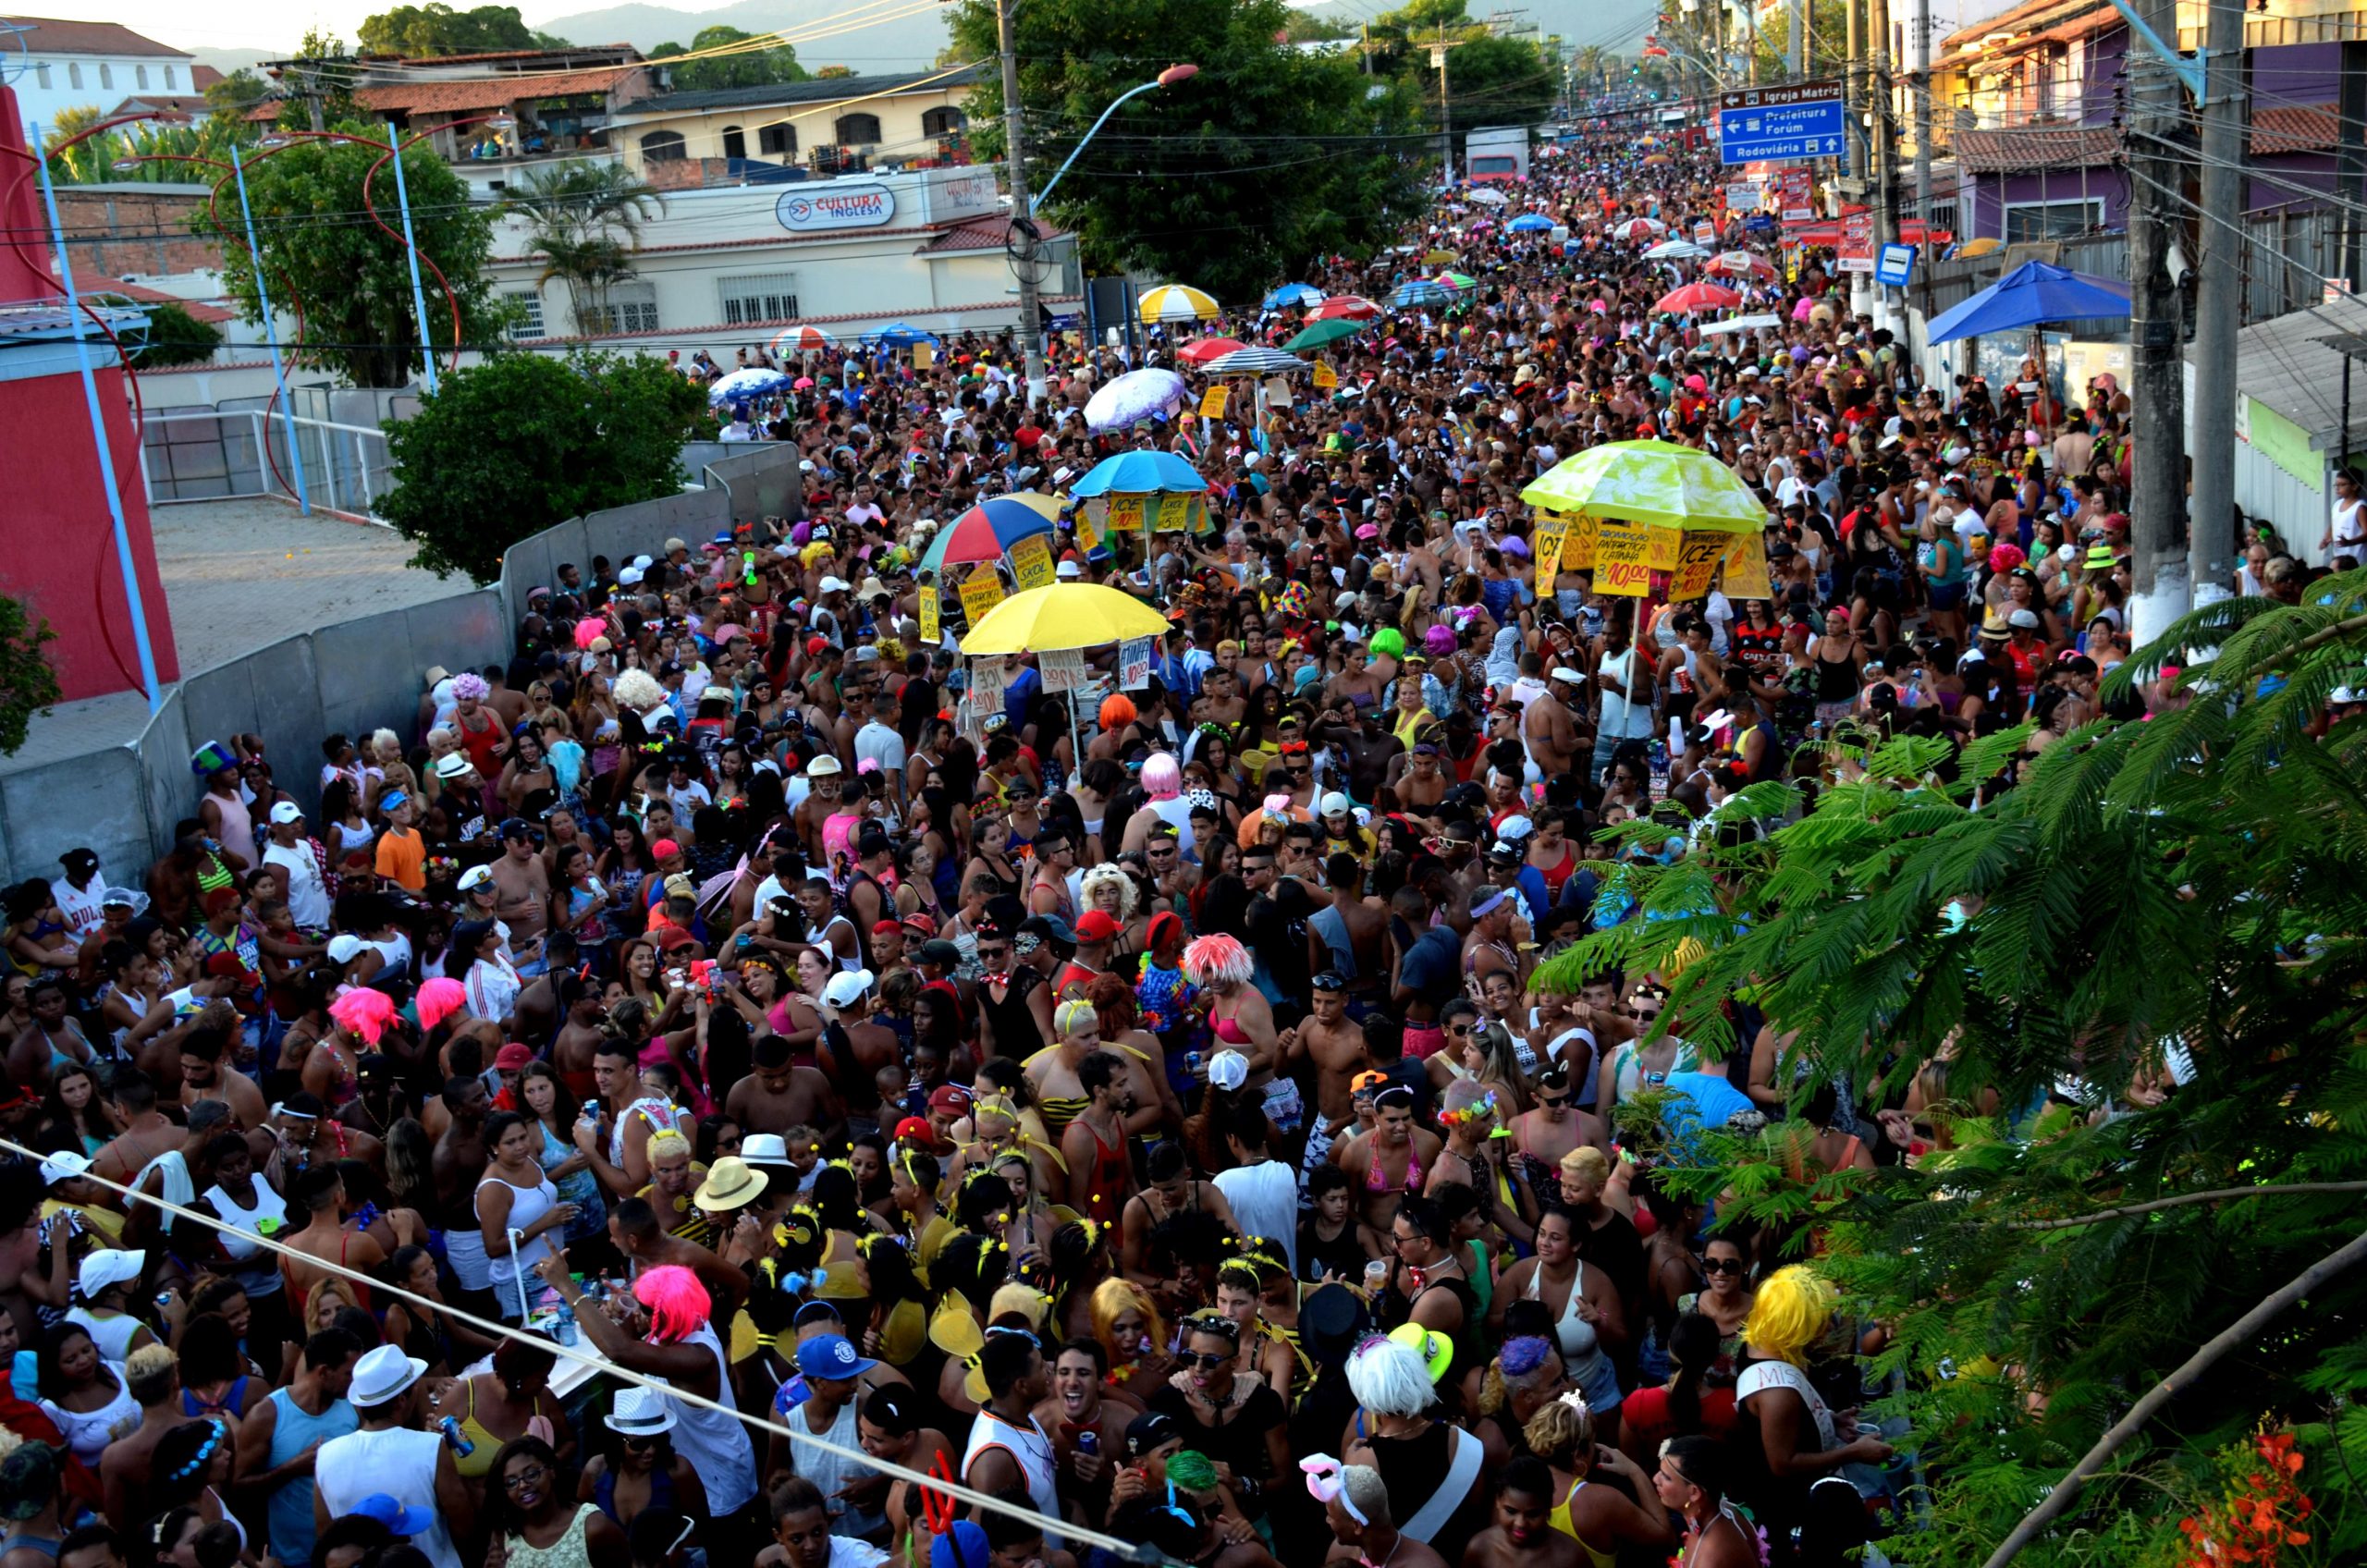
0, 111, 2328, 1568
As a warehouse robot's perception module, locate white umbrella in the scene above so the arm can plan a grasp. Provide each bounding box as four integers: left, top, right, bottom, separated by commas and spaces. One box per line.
705, 367, 791, 404
1467, 187, 1510, 206
1642, 239, 1709, 260
1699, 313, 1784, 336
1085, 368, 1187, 433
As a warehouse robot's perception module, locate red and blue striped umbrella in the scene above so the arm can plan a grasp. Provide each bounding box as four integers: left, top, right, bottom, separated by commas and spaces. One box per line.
918, 493, 1061, 575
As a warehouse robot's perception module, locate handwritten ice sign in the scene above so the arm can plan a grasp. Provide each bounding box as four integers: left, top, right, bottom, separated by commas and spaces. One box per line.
1668, 531, 1731, 601
1593, 517, 1655, 596
1531, 513, 1571, 597
1040, 648, 1086, 692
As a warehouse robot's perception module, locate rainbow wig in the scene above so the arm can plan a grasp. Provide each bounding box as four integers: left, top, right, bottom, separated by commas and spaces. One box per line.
1183, 934, 1252, 988
635, 1264, 712, 1343
1743, 1265, 1837, 1366
327, 987, 397, 1046
413, 977, 468, 1033
1142, 753, 1182, 802
1054, 999, 1098, 1039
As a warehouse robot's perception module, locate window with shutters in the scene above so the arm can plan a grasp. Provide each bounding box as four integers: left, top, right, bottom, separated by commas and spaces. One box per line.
581, 282, 658, 335
759, 122, 795, 156
922, 106, 964, 137
833, 113, 881, 145
506, 292, 546, 340
717, 274, 799, 326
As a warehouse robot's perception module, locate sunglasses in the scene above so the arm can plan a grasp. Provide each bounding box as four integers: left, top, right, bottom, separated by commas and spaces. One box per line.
1535, 1093, 1569, 1109
1702, 1256, 1747, 1275
1181, 1350, 1233, 1370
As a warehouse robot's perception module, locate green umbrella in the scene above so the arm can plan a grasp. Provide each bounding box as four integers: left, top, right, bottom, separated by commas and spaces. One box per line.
1520, 439, 1768, 533
1285, 317, 1366, 351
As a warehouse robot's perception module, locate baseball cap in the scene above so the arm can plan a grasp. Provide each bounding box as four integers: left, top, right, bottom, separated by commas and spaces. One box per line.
269, 801, 303, 825
1073, 910, 1122, 942
823, 969, 875, 1009
1206, 1050, 1249, 1091
1319, 791, 1354, 816
650, 839, 682, 860
926, 1084, 974, 1115
794, 1333, 877, 1380
78, 1248, 144, 1299
350, 1494, 435, 1535
494, 1043, 534, 1071
38, 1151, 91, 1186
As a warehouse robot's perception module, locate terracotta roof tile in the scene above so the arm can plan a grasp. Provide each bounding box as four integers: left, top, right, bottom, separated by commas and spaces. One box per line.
353, 66, 642, 115
1954, 125, 2117, 174
2251, 104, 2336, 155
8, 16, 187, 56
915, 214, 1065, 255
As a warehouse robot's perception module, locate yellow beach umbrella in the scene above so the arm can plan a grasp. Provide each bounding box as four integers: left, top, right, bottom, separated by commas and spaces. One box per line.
960, 584, 1171, 655
1138, 284, 1222, 324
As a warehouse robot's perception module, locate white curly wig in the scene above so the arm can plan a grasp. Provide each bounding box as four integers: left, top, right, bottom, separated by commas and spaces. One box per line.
1078, 863, 1139, 922
612, 669, 666, 712
1346, 1336, 1439, 1418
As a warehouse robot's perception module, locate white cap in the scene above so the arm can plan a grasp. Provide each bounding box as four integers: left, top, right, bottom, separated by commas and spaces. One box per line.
619, 566, 644, 586
458, 864, 495, 891
269, 801, 303, 825
327, 934, 365, 963
632, 555, 653, 570
78, 1248, 145, 1300
1549, 666, 1586, 684
1206, 1050, 1250, 1092
39, 1151, 91, 1186
823, 969, 876, 1009
1319, 791, 1354, 816
820, 575, 851, 594
2008, 607, 2041, 628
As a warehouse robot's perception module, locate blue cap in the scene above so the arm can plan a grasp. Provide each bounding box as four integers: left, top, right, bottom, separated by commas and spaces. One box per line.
379, 790, 411, 814
352, 1494, 435, 1534
793, 1332, 877, 1381
930, 1522, 991, 1568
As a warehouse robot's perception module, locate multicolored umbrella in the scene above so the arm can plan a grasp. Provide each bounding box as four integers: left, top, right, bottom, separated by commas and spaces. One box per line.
1286, 317, 1367, 351
918, 493, 1061, 575
1138, 284, 1221, 323
1204, 346, 1306, 375
1085, 367, 1187, 433
1311, 295, 1380, 322
1174, 337, 1246, 366
770, 325, 831, 355
1610, 216, 1668, 241
1433, 271, 1478, 295
1392, 278, 1452, 309
1262, 283, 1325, 310
1702, 250, 1779, 284
1652, 281, 1743, 314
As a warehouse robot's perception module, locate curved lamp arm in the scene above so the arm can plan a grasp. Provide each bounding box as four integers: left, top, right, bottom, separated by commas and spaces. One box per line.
1029, 63, 1196, 217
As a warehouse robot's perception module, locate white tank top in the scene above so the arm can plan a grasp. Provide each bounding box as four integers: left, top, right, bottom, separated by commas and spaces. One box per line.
963, 1409, 1063, 1545
658, 1323, 757, 1514
204, 1180, 290, 1297
317, 1427, 462, 1568
608, 1095, 681, 1170
474, 1172, 561, 1288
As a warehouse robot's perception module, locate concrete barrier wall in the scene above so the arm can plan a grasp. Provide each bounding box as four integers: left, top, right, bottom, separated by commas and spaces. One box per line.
705, 444, 807, 527
2, 479, 733, 888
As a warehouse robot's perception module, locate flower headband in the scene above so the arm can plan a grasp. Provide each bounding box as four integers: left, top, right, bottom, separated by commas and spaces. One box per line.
1440, 1090, 1498, 1130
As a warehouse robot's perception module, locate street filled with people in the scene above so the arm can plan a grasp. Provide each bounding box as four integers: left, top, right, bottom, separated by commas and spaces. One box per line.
0, 115, 2312, 1568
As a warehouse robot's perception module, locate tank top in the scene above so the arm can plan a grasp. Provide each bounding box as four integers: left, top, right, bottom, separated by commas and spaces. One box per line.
1080, 1116, 1129, 1225
317, 1427, 462, 1568
658, 1323, 758, 1514
608, 1096, 682, 1170
205, 1180, 290, 1299
1524, 1261, 1612, 1387
39, 1365, 136, 1465
476, 1171, 562, 1291
62, 1308, 142, 1363
963, 1410, 1062, 1546
264, 1385, 359, 1563
1548, 1478, 1620, 1568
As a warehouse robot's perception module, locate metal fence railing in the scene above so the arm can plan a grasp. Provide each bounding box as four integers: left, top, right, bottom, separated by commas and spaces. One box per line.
139, 409, 396, 521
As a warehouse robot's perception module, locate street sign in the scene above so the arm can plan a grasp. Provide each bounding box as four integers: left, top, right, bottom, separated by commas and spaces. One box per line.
1716, 80, 1845, 165
1875, 242, 1915, 287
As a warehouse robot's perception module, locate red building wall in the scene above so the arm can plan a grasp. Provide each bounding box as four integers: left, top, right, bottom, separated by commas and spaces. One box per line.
0, 363, 182, 702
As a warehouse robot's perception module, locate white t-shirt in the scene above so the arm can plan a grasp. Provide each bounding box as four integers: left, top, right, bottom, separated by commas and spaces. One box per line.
1213, 1158, 1301, 1278
854, 719, 908, 782
262, 840, 332, 930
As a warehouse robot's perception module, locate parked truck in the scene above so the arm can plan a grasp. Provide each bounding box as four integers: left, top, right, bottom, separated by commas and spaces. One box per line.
1464, 125, 1529, 183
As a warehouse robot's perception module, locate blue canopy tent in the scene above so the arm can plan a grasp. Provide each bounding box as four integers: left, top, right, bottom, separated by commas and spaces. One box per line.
864, 322, 942, 349
1926, 261, 2131, 410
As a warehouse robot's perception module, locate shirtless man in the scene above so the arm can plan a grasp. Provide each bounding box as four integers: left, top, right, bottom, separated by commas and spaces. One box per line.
1318, 1464, 1444, 1568
91, 1072, 186, 1200
487, 820, 552, 958
1282, 973, 1373, 1178
428, 1075, 493, 1305
272, 1092, 386, 1182
1306, 860, 1390, 1013
281, 1162, 386, 1305
608, 1194, 743, 1312
176, 1016, 268, 1132
724, 1035, 842, 1143
99, 1345, 187, 1535
1506, 1061, 1606, 1220
1521, 667, 1584, 782
817, 973, 896, 1139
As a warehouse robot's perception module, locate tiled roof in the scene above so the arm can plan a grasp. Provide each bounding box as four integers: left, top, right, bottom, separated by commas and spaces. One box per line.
104, 94, 212, 119
354, 66, 643, 115
2252, 104, 2337, 155
6, 16, 188, 56
94, 281, 234, 324
513, 290, 1083, 347
916, 214, 1064, 255
1954, 125, 2117, 174
356, 45, 636, 66
614, 65, 983, 117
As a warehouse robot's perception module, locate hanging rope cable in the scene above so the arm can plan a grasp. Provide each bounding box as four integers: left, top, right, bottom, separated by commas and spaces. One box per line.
0, 1132, 1164, 1563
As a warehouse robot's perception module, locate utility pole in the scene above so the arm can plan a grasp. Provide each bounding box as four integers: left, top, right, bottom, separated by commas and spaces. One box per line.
1911, 0, 1932, 225
1869, 0, 1897, 332
1429, 26, 1468, 184
1791, 0, 1806, 78
995, 0, 1044, 405
2187, 0, 2244, 606
1842, 0, 1864, 190
2126, 0, 2189, 641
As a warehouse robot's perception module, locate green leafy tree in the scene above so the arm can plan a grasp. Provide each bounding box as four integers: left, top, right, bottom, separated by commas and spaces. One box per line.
1531, 581, 2367, 1568
0, 597, 61, 757
41, 106, 108, 184
1282, 10, 1354, 43
502, 160, 662, 335
188, 136, 502, 388
379, 351, 705, 582
646, 27, 810, 92
97, 298, 222, 366
1366, 0, 1556, 148
358, 4, 539, 56
949, 0, 1429, 304
812, 65, 854, 79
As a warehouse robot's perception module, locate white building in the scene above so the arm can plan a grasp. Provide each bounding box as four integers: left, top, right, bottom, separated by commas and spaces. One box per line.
5, 16, 197, 141
487, 162, 1080, 349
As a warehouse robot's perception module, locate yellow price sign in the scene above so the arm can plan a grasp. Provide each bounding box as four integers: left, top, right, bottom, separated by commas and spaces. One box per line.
959, 569, 1005, 625
1073, 505, 1098, 556
1108, 496, 1146, 535
1668, 530, 1730, 602
1720, 532, 1772, 600
1311, 361, 1338, 390
913, 344, 935, 370
917, 579, 940, 645
1009, 533, 1056, 591
1531, 513, 1570, 598
1645, 526, 1681, 570
1562, 513, 1600, 570
1199, 386, 1229, 419
1592, 517, 1655, 597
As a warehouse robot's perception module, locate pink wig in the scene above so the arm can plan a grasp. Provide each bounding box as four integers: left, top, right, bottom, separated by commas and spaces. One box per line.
451, 672, 490, 702
573, 617, 607, 652
327, 987, 398, 1046
1142, 753, 1182, 802
635, 1264, 711, 1343
1183, 934, 1253, 987
413, 977, 468, 1033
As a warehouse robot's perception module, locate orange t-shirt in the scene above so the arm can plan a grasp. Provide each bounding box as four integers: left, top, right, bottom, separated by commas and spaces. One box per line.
374, 827, 425, 890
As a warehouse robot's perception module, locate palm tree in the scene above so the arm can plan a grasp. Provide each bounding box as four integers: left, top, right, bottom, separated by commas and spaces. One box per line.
502, 160, 662, 336
1572, 44, 1606, 101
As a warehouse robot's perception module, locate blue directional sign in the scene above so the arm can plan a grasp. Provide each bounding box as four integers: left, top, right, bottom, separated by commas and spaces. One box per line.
1717, 80, 1845, 165
1875, 243, 1916, 287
